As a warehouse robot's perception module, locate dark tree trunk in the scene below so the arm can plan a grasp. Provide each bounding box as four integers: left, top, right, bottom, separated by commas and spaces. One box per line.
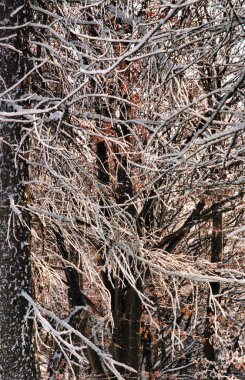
111, 280, 143, 378
203, 211, 223, 378
0, 1, 38, 379
96, 132, 143, 379
52, 227, 106, 378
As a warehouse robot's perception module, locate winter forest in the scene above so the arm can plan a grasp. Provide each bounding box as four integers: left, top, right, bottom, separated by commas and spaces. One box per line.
0, 0, 244, 379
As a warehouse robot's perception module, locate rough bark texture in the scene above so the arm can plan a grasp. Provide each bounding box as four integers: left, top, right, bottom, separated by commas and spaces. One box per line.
0, 1, 38, 379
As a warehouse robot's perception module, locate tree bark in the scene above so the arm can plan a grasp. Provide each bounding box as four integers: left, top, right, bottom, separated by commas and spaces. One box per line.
0, 1, 38, 379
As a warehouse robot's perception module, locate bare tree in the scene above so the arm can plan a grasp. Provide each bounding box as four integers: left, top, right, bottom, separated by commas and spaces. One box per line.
0, 0, 244, 379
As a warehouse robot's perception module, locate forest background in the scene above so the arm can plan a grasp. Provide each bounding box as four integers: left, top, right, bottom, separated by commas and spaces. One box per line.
0, 0, 244, 379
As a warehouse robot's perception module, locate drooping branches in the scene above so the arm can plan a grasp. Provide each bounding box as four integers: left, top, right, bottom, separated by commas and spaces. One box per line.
1, 0, 244, 379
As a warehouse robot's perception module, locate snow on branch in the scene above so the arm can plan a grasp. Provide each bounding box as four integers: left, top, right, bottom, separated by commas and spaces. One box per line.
21, 292, 136, 380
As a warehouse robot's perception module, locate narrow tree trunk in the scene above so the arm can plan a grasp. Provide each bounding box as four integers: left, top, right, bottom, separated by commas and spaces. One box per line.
0, 1, 38, 379
204, 211, 223, 378
97, 137, 143, 379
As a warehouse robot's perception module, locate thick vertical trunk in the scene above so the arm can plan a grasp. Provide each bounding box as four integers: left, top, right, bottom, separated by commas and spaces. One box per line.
112, 280, 142, 378
0, 1, 38, 379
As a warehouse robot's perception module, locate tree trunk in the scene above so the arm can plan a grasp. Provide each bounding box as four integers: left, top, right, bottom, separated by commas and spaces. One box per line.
203, 211, 223, 378
0, 1, 38, 379
96, 135, 143, 378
